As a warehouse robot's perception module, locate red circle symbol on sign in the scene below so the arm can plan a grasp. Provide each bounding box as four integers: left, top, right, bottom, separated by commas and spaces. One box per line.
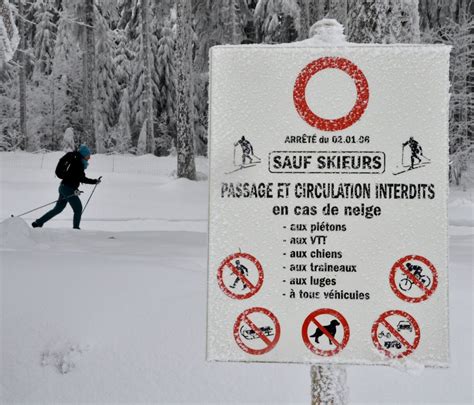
293, 57, 369, 131
233, 307, 281, 355
301, 308, 350, 357
372, 310, 421, 359
389, 255, 438, 303
217, 252, 264, 300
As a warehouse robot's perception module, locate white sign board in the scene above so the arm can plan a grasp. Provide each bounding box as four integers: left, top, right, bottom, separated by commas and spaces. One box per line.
207, 44, 450, 366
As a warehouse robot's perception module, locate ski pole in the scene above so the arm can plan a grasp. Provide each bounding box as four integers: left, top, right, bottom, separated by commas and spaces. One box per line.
82, 176, 102, 215
421, 153, 431, 162
10, 192, 79, 218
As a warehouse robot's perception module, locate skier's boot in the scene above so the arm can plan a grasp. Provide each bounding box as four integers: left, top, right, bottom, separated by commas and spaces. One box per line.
31, 221, 42, 228
73, 227, 81, 230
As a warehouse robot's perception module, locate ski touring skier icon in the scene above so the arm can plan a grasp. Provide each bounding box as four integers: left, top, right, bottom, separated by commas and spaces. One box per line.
226, 136, 261, 174
393, 137, 431, 176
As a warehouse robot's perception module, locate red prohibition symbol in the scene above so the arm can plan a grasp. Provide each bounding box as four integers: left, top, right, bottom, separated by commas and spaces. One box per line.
301, 308, 350, 357
372, 310, 421, 359
217, 252, 264, 300
233, 307, 281, 355
293, 57, 369, 131
389, 255, 438, 303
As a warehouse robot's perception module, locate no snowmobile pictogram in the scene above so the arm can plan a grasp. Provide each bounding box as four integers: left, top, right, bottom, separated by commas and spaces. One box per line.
217, 252, 264, 300
372, 310, 421, 359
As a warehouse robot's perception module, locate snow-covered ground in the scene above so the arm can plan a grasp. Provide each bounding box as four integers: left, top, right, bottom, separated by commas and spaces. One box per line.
0, 152, 472, 404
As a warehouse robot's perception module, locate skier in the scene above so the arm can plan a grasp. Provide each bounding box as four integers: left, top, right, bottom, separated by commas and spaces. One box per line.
230, 260, 249, 290
402, 137, 423, 169
32, 145, 101, 230
234, 136, 255, 165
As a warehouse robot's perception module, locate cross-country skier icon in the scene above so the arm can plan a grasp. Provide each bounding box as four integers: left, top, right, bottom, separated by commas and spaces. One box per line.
229, 260, 249, 290
403, 137, 424, 169
393, 136, 431, 175
226, 136, 261, 174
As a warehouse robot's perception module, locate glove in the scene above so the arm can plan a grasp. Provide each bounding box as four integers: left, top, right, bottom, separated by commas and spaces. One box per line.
95, 176, 102, 184
74, 189, 83, 196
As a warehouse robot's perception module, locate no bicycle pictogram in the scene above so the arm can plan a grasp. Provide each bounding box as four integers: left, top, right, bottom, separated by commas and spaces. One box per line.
389, 255, 438, 303
217, 252, 264, 299
372, 310, 421, 359
301, 308, 350, 357
233, 307, 281, 355
293, 57, 369, 132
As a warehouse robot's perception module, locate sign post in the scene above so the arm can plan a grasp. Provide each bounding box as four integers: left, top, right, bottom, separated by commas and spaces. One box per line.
207, 18, 450, 403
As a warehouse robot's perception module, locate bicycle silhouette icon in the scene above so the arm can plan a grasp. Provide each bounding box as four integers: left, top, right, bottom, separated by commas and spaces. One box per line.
398, 262, 432, 292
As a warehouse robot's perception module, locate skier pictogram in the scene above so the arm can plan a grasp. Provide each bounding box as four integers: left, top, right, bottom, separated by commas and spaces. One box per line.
226, 136, 261, 174
393, 137, 431, 175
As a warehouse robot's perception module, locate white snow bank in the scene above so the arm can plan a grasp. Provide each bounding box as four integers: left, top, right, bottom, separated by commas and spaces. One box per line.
449, 193, 474, 227
0, 217, 37, 249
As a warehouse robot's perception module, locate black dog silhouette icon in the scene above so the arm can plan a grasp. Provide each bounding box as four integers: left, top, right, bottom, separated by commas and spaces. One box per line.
310, 319, 340, 345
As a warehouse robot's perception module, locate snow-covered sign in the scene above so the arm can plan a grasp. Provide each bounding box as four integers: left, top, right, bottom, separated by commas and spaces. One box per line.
207, 42, 451, 366
0, 0, 19, 64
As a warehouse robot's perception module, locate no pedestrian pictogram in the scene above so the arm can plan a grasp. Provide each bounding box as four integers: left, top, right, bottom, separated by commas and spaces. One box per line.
389, 255, 438, 303
233, 307, 281, 355
293, 57, 369, 131
217, 252, 264, 300
301, 308, 350, 357
372, 310, 421, 359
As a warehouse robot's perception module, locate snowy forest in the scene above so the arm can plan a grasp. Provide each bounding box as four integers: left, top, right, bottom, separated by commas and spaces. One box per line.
0, 0, 472, 181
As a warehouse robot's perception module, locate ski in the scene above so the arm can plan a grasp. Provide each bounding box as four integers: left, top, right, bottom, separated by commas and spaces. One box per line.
393, 162, 431, 176
225, 163, 257, 174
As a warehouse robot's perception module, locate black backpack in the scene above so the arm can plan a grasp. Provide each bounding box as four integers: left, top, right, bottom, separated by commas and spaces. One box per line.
55, 152, 75, 179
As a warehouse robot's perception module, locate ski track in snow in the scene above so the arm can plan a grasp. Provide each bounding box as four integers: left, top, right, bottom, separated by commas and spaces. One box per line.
1, 153, 473, 404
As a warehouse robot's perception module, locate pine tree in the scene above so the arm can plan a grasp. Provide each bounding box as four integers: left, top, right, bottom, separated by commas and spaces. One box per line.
117, 87, 132, 153
113, 29, 134, 90
82, 0, 96, 149
33, 1, 56, 78
156, 21, 175, 137
51, 9, 83, 145
95, 6, 119, 153
254, 0, 300, 43
175, 0, 196, 179
136, 119, 147, 155
130, 0, 156, 154
348, 0, 389, 43
62, 127, 75, 151
17, 0, 28, 150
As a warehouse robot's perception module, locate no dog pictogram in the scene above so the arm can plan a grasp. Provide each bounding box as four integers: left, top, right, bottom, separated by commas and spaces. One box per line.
293, 57, 369, 131
372, 310, 421, 359
217, 252, 264, 299
301, 308, 350, 357
389, 255, 438, 303
233, 307, 281, 355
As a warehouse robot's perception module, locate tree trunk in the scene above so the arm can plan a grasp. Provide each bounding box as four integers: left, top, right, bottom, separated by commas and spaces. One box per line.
142, 0, 154, 154
82, 0, 95, 149
311, 365, 348, 405
18, 0, 27, 150
176, 0, 196, 180
297, 0, 310, 40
